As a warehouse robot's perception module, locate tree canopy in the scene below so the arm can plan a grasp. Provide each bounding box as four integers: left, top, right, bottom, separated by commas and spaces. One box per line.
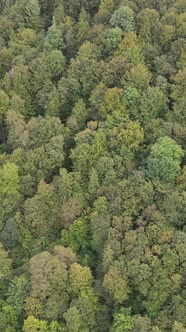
0, 0, 186, 331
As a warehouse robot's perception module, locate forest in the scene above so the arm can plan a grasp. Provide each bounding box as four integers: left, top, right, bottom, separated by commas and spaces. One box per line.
0, 0, 186, 331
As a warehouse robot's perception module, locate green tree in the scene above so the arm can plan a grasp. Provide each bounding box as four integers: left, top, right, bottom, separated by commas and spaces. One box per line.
53, 245, 77, 267
123, 86, 140, 119
77, 8, 89, 46
29, 251, 69, 320
64, 288, 99, 332
105, 27, 123, 55
137, 8, 161, 45
4, 65, 33, 116
172, 321, 186, 332
10, 93, 26, 116
99, 0, 114, 13
0, 217, 19, 249
48, 50, 65, 79
88, 167, 99, 197
116, 32, 144, 65
110, 6, 135, 32
24, 0, 43, 31
90, 196, 111, 254
0, 162, 21, 230
23, 316, 49, 332
50, 320, 66, 332
24, 180, 60, 239
123, 64, 151, 91
99, 87, 126, 119
139, 87, 168, 122
132, 315, 152, 332
61, 219, 91, 259
147, 136, 184, 184
0, 163, 20, 195
103, 265, 130, 304
0, 243, 12, 287
44, 26, 64, 51
112, 308, 135, 332
0, 90, 9, 116
68, 41, 103, 98
96, 0, 115, 23
67, 99, 88, 132
6, 275, 29, 317
68, 262, 93, 296
0, 301, 18, 332
63, 306, 81, 332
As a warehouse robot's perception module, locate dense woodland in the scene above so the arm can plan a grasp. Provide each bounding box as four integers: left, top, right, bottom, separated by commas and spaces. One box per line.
0, 0, 186, 331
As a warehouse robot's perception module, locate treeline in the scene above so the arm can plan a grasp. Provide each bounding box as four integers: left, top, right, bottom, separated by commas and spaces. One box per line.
0, 0, 186, 331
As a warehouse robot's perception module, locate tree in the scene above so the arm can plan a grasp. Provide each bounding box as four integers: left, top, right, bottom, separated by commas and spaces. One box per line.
147, 136, 184, 184
107, 120, 144, 158
64, 288, 99, 331
53, 245, 77, 267
0, 301, 18, 332
123, 86, 140, 119
110, 6, 135, 32
61, 219, 91, 259
0, 243, 12, 287
112, 308, 135, 332
24, 180, 60, 238
50, 320, 66, 332
88, 167, 99, 197
67, 99, 88, 132
0, 162, 21, 230
102, 55, 128, 87
137, 8, 161, 45
44, 26, 64, 51
6, 275, 29, 317
6, 114, 65, 194
96, 0, 115, 23
45, 87, 60, 116
10, 93, 26, 116
63, 15, 76, 59
132, 315, 152, 332
0, 162, 19, 196
68, 263, 93, 296
24, 0, 43, 31
139, 86, 168, 123
0, 90, 9, 116
1, 2, 186, 331
172, 321, 186, 332
105, 27, 123, 55
67, 41, 103, 99
4, 65, 33, 116
77, 8, 89, 46
123, 64, 151, 91
0, 217, 19, 249
0, 46, 13, 79
99, 87, 126, 119
90, 196, 111, 255
177, 12, 186, 38
99, 0, 114, 13
160, 24, 175, 50
28, 251, 69, 320
172, 67, 186, 101
23, 316, 49, 332
116, 32, 144, 65
63, 306, 82, 332
103, 265, 130, 304
48, 50, 65, 79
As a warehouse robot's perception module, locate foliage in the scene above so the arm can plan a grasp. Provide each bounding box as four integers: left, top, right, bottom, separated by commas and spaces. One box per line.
112, 308, 135, 332
110, 6, 135, 32
147, 136, 184, 184
0, 1, 185, 331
